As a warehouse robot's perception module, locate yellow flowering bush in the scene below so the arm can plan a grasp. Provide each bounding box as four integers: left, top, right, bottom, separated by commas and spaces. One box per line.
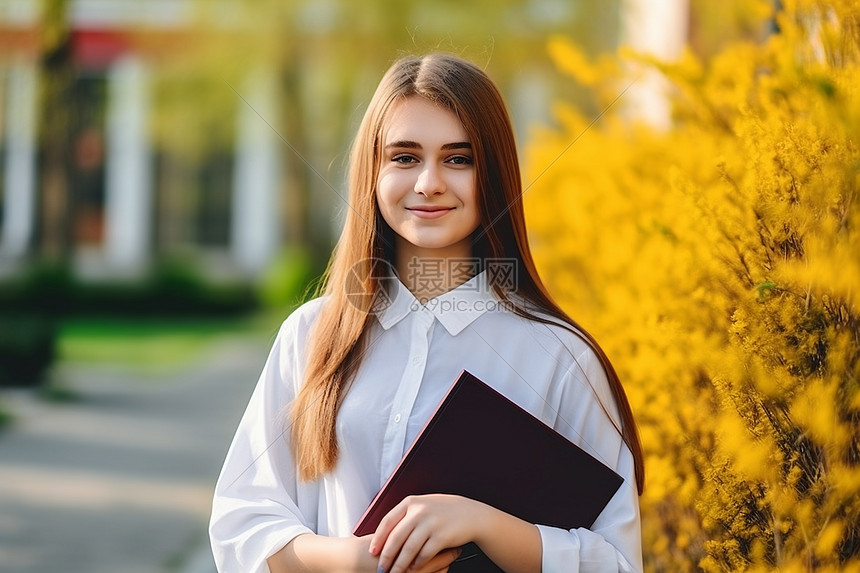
526, 2, 859, 570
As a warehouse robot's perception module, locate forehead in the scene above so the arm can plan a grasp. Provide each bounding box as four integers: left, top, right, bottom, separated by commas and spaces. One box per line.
381, 96, 469, 144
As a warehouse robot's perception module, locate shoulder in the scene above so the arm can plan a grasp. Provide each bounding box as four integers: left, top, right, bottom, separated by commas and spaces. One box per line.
498, 297, 595, 366
499, 301, 620, 422
266, 296, 330, 372
251, 296, 331, 400
276, 295, 330, 340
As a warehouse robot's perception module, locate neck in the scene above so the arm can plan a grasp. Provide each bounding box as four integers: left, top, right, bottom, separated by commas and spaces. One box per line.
394, 239, 477, 302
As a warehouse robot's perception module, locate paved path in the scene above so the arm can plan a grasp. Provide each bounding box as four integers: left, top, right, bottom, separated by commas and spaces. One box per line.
0, 334, 269, 573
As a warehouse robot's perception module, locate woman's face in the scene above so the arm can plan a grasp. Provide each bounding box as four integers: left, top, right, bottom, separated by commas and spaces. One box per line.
376, 96, 481, 262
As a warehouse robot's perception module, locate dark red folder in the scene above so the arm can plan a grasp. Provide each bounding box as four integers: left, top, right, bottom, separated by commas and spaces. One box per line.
353, 370, 623, 571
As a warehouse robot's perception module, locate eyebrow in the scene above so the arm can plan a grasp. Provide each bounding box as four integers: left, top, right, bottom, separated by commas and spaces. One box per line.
384, 140, 472, 151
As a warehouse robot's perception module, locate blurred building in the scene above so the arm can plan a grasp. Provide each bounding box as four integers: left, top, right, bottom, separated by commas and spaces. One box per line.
0, 0, 688, 283
0, 0, 282, 280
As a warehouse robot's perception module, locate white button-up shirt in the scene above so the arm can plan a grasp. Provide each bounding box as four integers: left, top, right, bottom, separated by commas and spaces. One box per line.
209, 271, 642, 572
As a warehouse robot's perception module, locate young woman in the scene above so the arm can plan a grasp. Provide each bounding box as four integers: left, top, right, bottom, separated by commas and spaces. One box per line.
210, 53, 644, 573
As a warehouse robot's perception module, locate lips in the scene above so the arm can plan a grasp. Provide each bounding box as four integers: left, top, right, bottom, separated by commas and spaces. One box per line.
407, 205, 455, 219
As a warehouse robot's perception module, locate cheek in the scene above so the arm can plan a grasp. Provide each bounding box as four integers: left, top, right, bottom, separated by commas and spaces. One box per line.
463, 179, 481, 220
376, 171, 401, 203
374, 177, 399, 226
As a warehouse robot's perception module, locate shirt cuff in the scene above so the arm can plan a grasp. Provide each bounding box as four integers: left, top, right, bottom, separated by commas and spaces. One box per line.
211, 522, 314, 573
536, 524, 635, 573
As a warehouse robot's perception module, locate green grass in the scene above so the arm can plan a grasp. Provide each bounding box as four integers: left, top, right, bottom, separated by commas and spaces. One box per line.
57, 313, 284, 371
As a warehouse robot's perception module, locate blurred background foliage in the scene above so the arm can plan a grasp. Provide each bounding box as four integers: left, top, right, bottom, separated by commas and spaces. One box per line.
526, 0, 859, 570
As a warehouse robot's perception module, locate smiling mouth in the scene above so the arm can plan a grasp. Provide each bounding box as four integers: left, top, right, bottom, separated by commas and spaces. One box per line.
407, 206, 454, 219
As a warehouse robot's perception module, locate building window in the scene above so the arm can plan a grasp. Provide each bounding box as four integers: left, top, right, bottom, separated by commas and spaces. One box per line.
153, 148, 234, 252
70, 72, 108, 248
0, 70, 7, 234
196, 150, 233, 247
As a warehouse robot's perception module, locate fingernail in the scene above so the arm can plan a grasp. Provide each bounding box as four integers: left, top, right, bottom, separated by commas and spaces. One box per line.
377, 567, 385, 573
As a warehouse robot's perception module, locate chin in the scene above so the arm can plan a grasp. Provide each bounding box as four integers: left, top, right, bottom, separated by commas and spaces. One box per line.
406, 237, 464, 250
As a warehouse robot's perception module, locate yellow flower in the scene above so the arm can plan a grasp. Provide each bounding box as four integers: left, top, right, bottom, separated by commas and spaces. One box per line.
529, 2, 860, 569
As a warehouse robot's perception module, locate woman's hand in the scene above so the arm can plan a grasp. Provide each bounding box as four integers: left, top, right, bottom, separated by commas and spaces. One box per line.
352, 535, 460, 573
269, 532, 461, 573
369, 494, 486, 573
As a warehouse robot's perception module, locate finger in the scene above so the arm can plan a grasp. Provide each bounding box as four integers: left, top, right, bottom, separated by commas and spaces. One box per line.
441, 546, 463, 566
378, 518, 421, 572
411, 547, 463, 573
386, 525, 431, 573
407, 536, 450, 571
370, 502, 409, 556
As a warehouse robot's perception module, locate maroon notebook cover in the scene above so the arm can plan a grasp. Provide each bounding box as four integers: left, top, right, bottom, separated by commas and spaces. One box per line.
353, 370, 623, 569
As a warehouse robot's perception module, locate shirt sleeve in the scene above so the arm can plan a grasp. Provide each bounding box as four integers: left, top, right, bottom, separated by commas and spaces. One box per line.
209, 310, 318, 573
535, 346, 644, 573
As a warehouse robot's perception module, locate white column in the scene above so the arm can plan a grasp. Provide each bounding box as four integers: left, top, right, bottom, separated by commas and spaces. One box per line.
231, 68, 282, 277
510, 69, 551, 145
104, 55, 151, 272
621, 0, 688, 129
1, 60, 38, 258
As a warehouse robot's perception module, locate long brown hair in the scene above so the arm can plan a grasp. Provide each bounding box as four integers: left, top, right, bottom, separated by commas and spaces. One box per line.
290, 53, 645, 493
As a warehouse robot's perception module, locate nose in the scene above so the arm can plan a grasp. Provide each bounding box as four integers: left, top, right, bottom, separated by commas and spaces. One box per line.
414, 163, 446, 196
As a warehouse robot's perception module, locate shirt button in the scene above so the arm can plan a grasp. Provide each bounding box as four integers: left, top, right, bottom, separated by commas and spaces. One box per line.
411, 356, 421, 365
394, 414, 402, 423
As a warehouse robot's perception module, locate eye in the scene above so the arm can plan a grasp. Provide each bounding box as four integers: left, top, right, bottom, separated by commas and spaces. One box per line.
447, 155, 473, 166
392, 154, 418, 165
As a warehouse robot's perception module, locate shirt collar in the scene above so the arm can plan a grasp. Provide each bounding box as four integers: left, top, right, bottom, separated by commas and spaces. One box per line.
376, 270, 495, 336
